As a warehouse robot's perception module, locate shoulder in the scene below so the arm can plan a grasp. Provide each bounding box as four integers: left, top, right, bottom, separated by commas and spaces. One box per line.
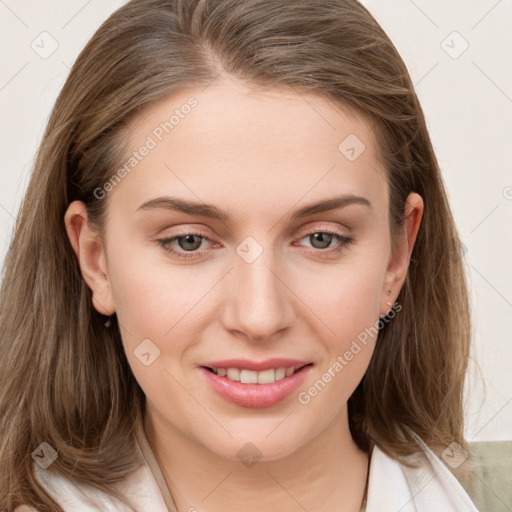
27, 439, 169, 512
366, 440, 480, 512
31, 462, 128, 511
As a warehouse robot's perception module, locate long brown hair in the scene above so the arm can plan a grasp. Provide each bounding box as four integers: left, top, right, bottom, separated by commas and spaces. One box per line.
0, 0, 472, 510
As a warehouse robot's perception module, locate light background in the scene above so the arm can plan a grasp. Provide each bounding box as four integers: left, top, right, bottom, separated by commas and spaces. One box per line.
0, 0, 510, 442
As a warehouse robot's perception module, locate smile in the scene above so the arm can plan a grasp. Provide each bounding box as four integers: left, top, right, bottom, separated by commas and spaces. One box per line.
199, 360, 313, 408
205, 366, 303, 384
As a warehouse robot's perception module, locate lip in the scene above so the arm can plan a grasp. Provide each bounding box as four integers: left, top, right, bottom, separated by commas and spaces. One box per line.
200, 363, 313, 408
200, 358, 311, 372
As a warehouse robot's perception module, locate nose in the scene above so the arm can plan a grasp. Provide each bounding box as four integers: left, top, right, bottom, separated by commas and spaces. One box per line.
220, 246, 296, 343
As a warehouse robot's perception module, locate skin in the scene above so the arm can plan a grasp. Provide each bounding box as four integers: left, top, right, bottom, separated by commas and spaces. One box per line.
65, 75, 423, 512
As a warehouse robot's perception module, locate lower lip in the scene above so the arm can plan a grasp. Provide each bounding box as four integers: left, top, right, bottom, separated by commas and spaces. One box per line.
200, 365, 313, 408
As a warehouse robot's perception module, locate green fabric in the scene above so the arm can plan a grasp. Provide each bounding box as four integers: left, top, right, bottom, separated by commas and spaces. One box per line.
458, 441, 512, 512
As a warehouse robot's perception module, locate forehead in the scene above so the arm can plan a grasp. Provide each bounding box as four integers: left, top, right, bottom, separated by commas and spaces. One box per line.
109, 76, 387, 219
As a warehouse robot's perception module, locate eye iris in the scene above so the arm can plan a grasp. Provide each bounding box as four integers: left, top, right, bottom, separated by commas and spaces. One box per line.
178, 234, 203, 251
310, 233, 333, 249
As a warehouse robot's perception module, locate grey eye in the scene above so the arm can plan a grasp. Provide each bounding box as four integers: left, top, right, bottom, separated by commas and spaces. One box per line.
308, 232, 335, 250
176, 234, 204, 251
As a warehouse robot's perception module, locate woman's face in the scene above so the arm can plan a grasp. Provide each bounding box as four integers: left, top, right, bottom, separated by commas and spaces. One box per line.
74, 76, 421, 461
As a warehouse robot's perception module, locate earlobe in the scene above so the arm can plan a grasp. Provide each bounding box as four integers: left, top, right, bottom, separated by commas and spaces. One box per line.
380, 192, 424, 316
64, 201, 116, 316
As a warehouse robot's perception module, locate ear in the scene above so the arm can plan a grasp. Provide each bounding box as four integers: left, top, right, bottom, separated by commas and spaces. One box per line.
64, 200, 116, 316
380, 192, 423, 316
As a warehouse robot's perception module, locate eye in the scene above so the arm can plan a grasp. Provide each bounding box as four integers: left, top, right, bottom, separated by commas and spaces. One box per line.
296, 228, 355, 255
157, 227, 355, 260
157, 231, 215, 260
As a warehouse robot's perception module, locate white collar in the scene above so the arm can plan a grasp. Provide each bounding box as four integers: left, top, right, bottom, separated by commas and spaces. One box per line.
366, 437, 479, 512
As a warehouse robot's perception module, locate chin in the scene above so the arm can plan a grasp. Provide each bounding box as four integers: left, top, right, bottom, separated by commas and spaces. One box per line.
197, 427, 308, 464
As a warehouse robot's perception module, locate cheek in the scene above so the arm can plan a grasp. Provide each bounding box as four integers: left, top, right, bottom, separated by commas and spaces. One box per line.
106, 245, 202, 355
297, 303, 379, 417
293, 253, 386, 401
106, 252, 199, 405
297, 255, 386, 343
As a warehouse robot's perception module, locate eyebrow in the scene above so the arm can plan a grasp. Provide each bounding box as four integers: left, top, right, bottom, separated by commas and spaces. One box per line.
136, 194, 371, 221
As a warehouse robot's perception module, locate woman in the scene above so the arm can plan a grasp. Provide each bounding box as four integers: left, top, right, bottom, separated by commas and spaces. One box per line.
0, 0, 480, 510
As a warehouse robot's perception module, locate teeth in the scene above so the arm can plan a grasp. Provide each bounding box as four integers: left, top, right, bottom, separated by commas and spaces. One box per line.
226, 368, 240, 381
214, 366, 296, 383
257, 369, 275, 384
275, 367, 286, 380
240, 370, 258, 384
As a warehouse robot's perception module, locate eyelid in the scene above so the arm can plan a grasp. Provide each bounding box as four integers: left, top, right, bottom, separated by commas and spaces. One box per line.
295, 222, 352, 238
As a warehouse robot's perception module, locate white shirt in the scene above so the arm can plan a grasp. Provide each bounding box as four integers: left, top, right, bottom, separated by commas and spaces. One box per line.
30, 429, 480, 512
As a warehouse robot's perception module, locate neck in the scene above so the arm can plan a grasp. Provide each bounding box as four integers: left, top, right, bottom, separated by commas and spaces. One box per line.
144, 403, 369, 512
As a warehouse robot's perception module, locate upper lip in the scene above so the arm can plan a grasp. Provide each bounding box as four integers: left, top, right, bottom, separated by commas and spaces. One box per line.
200, 358, 312, 372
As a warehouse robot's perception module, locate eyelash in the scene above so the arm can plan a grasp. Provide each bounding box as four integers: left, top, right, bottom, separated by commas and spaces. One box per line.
157, 228, 355, 260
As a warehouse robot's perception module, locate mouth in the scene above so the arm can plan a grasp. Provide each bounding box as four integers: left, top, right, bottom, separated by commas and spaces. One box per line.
202, 363, 313, 384
199, 360, 314, 408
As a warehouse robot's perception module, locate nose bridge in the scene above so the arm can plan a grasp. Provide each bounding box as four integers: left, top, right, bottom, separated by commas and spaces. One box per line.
223, 235, 294, 341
